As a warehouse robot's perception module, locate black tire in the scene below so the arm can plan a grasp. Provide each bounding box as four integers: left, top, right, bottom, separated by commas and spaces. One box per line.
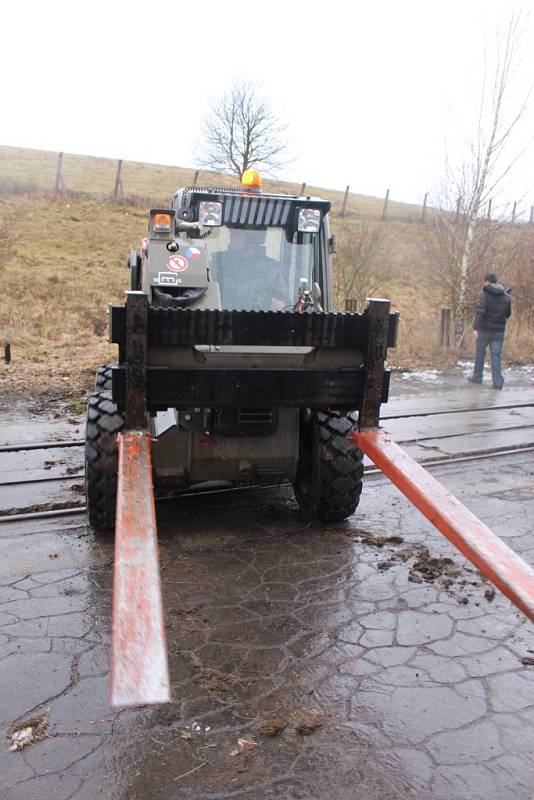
95, 363, 114, 391
85, 390, 124, 533
293, 410, 364, 522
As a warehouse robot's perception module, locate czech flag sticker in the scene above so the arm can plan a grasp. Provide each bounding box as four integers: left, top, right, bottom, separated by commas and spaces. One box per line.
184, 246, 201, 259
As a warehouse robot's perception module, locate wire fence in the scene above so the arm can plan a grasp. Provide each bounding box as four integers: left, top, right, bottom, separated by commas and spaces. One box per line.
1, 147, 533, 226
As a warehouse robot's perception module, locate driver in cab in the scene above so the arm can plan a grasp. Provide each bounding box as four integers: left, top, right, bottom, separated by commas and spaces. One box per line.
215, 227, 289, 311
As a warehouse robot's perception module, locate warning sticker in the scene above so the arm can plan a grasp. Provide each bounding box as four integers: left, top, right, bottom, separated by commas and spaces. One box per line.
167, 255, 189, 273
157, 272, 182, 285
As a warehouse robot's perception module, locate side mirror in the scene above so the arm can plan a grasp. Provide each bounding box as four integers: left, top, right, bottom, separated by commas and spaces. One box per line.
127, 251, 140, 270
312, 282, 323, 311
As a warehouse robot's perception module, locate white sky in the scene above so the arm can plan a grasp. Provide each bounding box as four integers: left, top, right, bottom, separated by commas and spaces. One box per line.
1, 0, 533, 208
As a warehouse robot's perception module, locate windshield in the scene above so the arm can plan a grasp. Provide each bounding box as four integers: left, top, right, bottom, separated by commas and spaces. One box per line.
205, 226, 318, 311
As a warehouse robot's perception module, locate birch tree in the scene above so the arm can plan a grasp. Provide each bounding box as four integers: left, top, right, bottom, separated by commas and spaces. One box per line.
198, 80, 289, 179
435, 12, 531, 346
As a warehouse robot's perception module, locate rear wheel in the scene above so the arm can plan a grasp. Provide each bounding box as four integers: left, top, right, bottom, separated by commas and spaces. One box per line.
293, 410, 363, 521
85, 390, 124, 532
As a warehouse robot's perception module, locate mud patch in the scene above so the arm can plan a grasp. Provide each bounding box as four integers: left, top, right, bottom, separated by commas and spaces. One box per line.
408, 553, 461, 585
375, 541, 471, 591
292, 709, 328, 735
345, 528, 404, 548
260, 718, 287, 737
348, 529, 491, 604
193, 667, 241, 693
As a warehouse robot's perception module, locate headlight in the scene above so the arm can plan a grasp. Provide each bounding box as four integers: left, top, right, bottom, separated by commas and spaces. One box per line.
298, 208, 321, 233
198, 201, 223, 226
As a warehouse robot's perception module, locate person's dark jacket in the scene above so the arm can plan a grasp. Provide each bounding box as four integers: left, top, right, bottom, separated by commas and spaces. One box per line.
473, 283, 512, 332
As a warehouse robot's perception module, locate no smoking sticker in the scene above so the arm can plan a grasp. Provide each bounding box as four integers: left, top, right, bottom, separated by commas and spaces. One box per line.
166, 255, 189, 272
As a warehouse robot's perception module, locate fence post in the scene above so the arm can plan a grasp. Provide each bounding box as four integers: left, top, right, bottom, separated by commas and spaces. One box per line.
487, 199, 492, 220
382, 188, 390, 220
440, 309, 451, 347
512, 201, 517, 223
299, 182, 306, 196
3, 342, 11, 364
530, 205, 534, 225
113, 159, 124, 200
193, 170, 199, 186
455, 196, 461, 222
421, 192, 428, 223
55, 152, 64, 193
340, 185, 350, 218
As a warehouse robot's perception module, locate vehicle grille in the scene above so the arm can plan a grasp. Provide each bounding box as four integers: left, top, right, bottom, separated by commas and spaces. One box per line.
215, 408, 278, 437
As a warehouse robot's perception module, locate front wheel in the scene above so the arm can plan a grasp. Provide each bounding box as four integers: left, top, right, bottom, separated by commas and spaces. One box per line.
85, 391, 125, 533
293, 410, 363, 521
129, 250, 141, 290
94, 363, 114, 391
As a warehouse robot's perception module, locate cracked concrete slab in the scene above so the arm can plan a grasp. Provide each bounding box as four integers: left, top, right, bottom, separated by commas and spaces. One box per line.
1, 372, 534, 799
1, 455, 533, 800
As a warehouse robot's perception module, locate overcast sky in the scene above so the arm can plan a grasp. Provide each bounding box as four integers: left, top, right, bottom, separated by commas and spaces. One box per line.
1, 0, 533, 209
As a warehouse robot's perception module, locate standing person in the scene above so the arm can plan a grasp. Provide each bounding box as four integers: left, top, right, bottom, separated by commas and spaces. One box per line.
467, 273, 512, 390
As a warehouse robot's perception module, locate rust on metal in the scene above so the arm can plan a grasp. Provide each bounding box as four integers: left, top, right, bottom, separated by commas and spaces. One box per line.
111, 430, 171, 707
358, 298, 391, 431
353, 429, 534, 622
125, 291, 148, 430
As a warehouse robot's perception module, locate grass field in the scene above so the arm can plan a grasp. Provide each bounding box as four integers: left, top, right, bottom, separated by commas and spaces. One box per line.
0, 145, 528, 403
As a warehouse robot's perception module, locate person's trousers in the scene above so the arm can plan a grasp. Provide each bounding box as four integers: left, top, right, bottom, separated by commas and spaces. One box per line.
473, 330, 505, 387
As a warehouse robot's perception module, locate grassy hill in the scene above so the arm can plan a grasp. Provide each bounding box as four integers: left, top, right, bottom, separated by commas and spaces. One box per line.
0, 145, 527, 403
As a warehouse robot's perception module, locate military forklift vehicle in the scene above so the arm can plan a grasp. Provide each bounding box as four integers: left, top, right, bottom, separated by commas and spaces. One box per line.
82, 172, 534, 708
85, 170, 398, 532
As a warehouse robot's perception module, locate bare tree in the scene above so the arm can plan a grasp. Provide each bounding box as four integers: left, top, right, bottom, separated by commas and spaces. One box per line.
198, 80, 289, 178
420, 198, 509, 323
505, 225, 534, 324
334, 221, 393, 311
431, 12, 531, 346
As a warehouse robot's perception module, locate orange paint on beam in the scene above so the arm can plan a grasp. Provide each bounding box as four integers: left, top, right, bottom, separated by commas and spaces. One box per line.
111, 431, 171, 707
353, 430, 534, 623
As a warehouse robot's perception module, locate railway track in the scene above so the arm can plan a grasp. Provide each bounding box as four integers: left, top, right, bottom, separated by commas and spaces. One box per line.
1, 397, 533, 455
1, 443, 533, 524
1, 398, 533, 522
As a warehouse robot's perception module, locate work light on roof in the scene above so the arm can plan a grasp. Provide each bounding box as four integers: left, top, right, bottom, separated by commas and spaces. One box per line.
198, 201, 223, 226
241, 169, 262, 191
298, 208, 321, 233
